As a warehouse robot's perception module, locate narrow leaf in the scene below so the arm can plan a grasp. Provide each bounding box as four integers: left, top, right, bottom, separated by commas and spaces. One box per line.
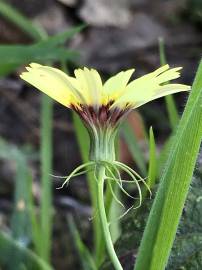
36, 25, 85, 48
68, 216, 97, 270
159, 37, 179, 129
0, 232, 52, 270
39, 96, 53, 263
147, 127, 157, 190
0, 45, 77, 66
0, 1, 44, 41
134, 60, 202, 270
121, 121, 147, 176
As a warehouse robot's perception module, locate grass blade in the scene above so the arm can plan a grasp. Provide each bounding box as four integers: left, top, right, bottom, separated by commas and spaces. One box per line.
0, 139, 42, 261
0, 1, 44, 41
37, 25, 85, 48
72, 113, 90, 162
0, 140, 32, 245
159, 37, 179, 129
39, 96, 53, 262
134, 60, 202, 270
0, 232, 52, 270
68, 216, 97, 270
0, 45, 77, 76
10, 154, 32, 244
147, 127, 157, 190
121, 121, 147, 176
0, 2, 83, 265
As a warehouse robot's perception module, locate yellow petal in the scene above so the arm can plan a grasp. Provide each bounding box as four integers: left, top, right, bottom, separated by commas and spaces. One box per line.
132, 84, 190, 108
74, 68, 103, 106
20, 63, 81, 107
112, 66, 190, 108
83, 67, 103, 105
155, 67, 182, 84
103, 69, 135, 101
152, 64, 169, 76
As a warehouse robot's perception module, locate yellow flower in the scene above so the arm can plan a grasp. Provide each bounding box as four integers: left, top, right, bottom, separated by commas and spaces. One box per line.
20, 63, 190, 268
20, 63, 190, 128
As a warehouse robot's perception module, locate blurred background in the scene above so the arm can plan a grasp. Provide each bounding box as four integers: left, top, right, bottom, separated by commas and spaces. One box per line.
0, 0, 201, 269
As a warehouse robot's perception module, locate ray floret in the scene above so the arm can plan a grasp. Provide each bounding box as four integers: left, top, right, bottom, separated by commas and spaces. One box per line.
20, 63, 190, 113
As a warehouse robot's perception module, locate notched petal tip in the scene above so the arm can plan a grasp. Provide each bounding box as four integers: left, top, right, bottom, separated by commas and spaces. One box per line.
182, 84, 191, 91
20, 71, 30, 79
29, 63, 42, 68
25, 67, 32, 72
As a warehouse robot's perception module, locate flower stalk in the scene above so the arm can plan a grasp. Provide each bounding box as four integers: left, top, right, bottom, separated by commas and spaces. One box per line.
96, 165, 123, 270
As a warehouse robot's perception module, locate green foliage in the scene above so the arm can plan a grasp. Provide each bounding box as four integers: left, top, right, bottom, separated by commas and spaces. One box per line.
0, 0, 84, 267
147, 127, 157, 190
37, 25, 85, 48
159, 37, 179, 129
121, 121, 147, 176
72, 113, 106, 265
39, 96, 53, 262
186, 0, 202, 23
0, 139, 51, 270
0, 2, 202, 270
0, 1, 44, 41
0, 43, 77, 77
68, 216, 97, 270
0, 0, 83, 77
134, 60, 202, 270
0, 232, 52, 270
167, 174, 202, 269
0, 139, 32, 244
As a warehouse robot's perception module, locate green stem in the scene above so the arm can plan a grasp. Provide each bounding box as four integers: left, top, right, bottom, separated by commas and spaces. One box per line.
96, 165, 123, 270
72, 114, 105, 265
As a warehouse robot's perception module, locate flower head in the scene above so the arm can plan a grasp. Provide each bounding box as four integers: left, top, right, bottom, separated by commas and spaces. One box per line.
20, 63, 190, 130
20, 63, 191, 267
20, 63, 190, 225
20, 63, 190, 162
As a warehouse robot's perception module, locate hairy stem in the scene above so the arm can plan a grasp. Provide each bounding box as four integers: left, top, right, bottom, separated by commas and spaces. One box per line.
96, 165, 123, 270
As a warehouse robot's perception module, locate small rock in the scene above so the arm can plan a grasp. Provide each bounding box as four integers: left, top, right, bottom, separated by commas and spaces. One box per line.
78, 0, 133, 27
74, 13, 166, 72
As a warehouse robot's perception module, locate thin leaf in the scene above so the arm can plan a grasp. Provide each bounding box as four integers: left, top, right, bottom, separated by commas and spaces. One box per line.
0, 139, 42, 264
0, 139, 32, 244
121, 121, 147, 176
0, 45, 77, 76
147, 127, 157, 190
134, 60, 202, 270
68, 216, 97, 270
0, 232, 52, 270
159, 37, 179, 129
0, 1, 45, 41
39, 96, 53, 262
36, 25, 86, 48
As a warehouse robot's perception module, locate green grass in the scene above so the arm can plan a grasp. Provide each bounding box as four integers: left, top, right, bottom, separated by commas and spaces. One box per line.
121, 120, 147, 176
159, 37, 179, 129
134, 59, 202, 270
0, 1, 83, 267
0, 232, 52, 270
146, 127, 157, 194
